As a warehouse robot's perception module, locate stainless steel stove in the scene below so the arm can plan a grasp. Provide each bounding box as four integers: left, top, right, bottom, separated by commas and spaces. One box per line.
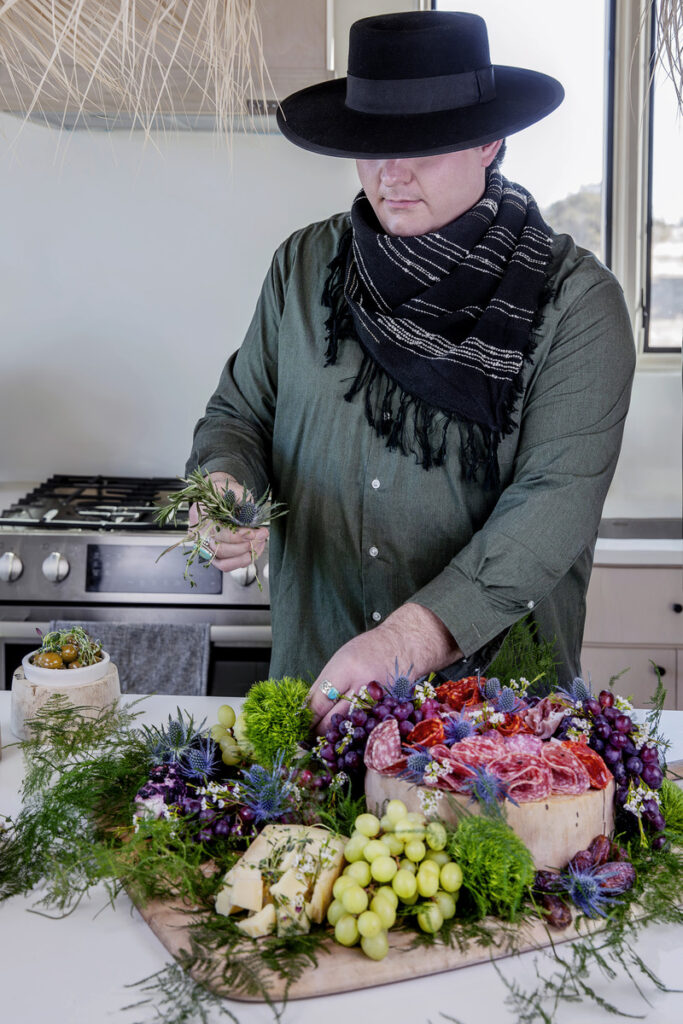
0, 475, 271, 693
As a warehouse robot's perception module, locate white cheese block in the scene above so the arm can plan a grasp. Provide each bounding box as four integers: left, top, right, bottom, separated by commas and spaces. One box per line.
236, 903, 277, 938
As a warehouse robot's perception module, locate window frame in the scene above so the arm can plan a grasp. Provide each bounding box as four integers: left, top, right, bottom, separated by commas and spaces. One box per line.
607, 0, 680, 364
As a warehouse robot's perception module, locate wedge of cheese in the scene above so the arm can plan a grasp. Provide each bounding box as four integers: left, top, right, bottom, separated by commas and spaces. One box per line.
215, 823, 346, 935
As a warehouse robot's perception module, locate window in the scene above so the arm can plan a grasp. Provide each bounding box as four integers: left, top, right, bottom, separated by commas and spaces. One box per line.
646, 10, 683, 351
436, 0, 608, 259
435, 0, 683, 356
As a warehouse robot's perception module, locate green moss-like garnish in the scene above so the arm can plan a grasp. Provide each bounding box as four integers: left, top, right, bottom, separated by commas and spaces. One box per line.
241, 676, 313, 767
448, 816, 535, 921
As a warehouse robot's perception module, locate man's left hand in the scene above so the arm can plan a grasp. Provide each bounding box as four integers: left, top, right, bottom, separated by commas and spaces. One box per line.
309, 603, 462, 735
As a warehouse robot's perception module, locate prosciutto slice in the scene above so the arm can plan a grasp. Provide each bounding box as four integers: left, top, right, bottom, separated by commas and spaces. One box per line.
540, 739, 591, 795
486, 752, 553, 803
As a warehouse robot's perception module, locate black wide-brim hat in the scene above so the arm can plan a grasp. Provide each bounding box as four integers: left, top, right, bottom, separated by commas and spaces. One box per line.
276, 11, 564, 159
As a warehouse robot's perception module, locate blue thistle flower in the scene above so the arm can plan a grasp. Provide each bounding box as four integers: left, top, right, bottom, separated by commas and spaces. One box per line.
482, 677, 502, 701
384, 658, 421, 702
399, 745, 433, 784
556, 676, 592, 706
562, 864, 619, 918
239, 754, 296, 825
234, 502, 259, 526
461, 766, 518, 817
493, 686, 527, 715
443, 713, 476, 745
141, 708, 205, 765
180, 736, 221, 781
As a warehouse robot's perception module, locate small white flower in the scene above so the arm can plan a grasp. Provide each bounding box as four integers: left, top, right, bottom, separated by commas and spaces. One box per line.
488, 712, 506, 726
417, 787, 443, 816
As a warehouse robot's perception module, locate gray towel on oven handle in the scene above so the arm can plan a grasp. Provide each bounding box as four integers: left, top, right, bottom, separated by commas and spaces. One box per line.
49, 620, 210, 695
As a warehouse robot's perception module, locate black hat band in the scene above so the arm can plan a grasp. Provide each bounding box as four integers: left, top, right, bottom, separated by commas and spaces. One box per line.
345, 66, 496, 116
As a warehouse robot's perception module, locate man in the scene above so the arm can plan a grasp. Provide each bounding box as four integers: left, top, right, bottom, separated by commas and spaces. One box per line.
187, 12, 635, 733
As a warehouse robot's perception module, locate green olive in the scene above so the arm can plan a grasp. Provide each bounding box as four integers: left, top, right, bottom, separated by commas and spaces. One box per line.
60, 644, 78, 663
35, 651, 64, 670
68, 660, 84, 670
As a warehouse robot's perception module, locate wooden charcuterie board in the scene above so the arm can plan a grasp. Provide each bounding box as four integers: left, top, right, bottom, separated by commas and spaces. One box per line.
134, 894, 605, 1002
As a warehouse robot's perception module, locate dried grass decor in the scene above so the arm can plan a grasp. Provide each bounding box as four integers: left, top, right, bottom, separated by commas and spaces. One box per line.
0, 1, 272, 134
646, 0, 683, 112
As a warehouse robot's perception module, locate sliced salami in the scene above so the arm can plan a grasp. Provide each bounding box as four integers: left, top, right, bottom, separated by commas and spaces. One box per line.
540, 739, 591, 795
523, 697, 568, 740
446, 731, 506, 767
504, 733, 543, 756
405, 717, 445, 748
486, 752, 553, 803
364, 717, 402, 772
561, 740, 612, 790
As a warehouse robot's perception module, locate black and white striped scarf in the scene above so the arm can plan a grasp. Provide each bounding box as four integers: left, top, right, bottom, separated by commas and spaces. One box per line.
322, 168, 553, 485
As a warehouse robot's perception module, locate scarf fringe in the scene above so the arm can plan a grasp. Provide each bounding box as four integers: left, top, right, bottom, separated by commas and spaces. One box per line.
339, 344, 501, 486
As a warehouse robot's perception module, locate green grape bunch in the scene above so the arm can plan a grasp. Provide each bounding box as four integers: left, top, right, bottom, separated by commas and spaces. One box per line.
155, 468, 288, 589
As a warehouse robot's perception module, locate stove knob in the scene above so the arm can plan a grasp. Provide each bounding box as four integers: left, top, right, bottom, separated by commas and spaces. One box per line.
42, 551, 70, 583
229, 564, 257, 587
0, 551, 24, 582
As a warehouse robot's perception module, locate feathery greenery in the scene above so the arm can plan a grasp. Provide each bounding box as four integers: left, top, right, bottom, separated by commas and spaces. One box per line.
155, 468, 287, 588
486, 616, 559, 697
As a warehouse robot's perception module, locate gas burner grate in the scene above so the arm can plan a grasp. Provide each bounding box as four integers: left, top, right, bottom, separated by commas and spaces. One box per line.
0, 474, 189, 531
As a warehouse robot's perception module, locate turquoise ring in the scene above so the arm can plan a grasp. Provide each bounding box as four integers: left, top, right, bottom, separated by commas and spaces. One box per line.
320, 679, 340, 701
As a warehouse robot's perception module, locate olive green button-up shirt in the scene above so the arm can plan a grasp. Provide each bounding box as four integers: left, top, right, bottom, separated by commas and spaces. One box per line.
188, 213, 635, 685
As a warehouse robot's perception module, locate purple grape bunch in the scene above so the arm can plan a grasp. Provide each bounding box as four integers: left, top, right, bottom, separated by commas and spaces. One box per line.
317, 667, 442, 779
585, 689, 667, 848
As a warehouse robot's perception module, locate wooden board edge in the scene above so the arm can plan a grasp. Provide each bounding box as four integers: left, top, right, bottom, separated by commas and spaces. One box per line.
134, 894, 607, 1003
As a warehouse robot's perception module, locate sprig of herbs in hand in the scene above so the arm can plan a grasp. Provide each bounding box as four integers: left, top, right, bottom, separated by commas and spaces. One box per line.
155, 468, 287, 589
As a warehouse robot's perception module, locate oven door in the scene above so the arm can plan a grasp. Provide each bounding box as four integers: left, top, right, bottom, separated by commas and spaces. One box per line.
0, 608, 271, 697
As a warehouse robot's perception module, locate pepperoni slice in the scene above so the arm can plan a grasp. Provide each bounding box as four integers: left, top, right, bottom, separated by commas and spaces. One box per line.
561, 740, 612, 790
435, 676, 482, 712
405, 718, 445, 748
505, 734, 543, 756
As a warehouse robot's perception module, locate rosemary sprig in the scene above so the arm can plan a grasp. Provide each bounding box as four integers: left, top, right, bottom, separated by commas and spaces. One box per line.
155, 468, 288, 590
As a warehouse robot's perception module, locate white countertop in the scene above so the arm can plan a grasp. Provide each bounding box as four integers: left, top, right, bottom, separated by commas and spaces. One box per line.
1, 693, 683, 1024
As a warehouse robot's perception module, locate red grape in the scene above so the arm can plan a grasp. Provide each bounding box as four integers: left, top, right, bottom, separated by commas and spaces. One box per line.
599, 690, 615, 708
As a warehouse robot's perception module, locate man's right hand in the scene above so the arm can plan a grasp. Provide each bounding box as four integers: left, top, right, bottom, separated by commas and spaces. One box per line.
188, 471, 269, 573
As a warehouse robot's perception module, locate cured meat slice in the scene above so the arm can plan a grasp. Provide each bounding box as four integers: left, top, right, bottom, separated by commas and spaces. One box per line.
540, 739, 591, 795
364, 718, 402, 772
504, 733, 543, 756
523, 697, 568, 740
435, 676, 481, 712
445, 731, 506, 767
561, 740, 612, 790
405, 718, 445, 748
486, 752, 553, 803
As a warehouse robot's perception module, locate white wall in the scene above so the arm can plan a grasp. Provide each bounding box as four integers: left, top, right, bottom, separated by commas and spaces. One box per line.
0, 112, 680, 516
0, 114, 357, 480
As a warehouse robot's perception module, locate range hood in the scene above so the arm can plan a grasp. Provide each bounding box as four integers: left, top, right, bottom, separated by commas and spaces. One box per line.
0, 0, 333, 131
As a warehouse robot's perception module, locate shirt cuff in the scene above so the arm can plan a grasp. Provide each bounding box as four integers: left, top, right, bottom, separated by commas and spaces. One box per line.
411, 565, 520, 659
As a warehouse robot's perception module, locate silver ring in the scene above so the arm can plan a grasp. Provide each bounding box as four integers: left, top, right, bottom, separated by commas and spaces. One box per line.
320, 679, 340, 701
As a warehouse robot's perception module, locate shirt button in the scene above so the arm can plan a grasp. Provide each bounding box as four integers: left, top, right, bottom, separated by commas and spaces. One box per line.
369, 545, 379, 558
527, 600, 535, 609
372, 611, 382, 622
371, 478, 380, 489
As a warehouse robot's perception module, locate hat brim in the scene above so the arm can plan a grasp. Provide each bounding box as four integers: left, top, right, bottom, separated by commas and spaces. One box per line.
276, 67, 564, 159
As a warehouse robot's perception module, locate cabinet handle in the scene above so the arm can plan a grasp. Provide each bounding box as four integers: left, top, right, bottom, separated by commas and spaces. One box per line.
673, 603, 683, 614
653, 664, 667, 677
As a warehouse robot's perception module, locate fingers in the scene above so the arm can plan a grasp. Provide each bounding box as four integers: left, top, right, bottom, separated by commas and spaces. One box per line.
308, 677, 349, 730
204, 526, 269, 573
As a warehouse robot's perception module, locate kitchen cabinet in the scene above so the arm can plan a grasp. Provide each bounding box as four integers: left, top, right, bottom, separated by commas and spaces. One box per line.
581, 566, 683, 709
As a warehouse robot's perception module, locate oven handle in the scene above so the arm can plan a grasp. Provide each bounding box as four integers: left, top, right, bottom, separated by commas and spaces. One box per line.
210, 625, 271, 647
0, 621, 271, 647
